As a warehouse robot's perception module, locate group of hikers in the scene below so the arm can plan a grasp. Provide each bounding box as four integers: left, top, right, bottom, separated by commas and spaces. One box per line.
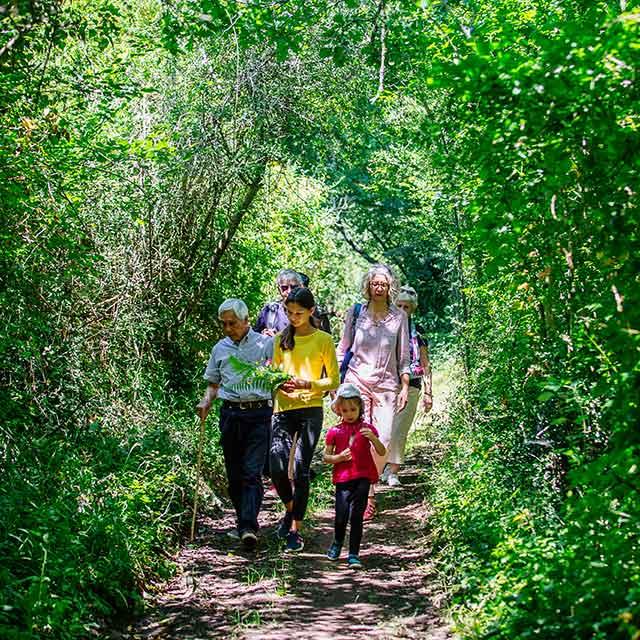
196, 264, 433, 569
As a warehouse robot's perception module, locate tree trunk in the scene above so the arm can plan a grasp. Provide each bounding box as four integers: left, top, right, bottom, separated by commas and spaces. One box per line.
168, 170, 264, 338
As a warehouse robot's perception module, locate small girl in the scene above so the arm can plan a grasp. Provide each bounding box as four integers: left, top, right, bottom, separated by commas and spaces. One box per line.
323, 383, 386, 568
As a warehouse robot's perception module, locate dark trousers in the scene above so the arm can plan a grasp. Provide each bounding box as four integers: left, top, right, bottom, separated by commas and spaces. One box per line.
262, 426, 272, 479
219, 404, 271, 534
270, 407, 323, 521
334, 478, 371, 556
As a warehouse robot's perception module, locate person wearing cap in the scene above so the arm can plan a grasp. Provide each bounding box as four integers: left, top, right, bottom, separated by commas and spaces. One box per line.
336, 263, 411, 520
382, 285, 433, 486
196, 299, 274, 549
323, 383, 386, 569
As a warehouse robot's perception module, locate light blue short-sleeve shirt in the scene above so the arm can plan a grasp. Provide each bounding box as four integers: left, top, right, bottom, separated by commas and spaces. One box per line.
203, 329, 274, 402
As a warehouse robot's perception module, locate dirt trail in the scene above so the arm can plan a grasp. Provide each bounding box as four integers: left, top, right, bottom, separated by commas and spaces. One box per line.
117, 457, 450, 640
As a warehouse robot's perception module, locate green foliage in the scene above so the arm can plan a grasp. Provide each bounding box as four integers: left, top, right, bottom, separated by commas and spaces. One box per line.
415, 1, 640, 638
2, 0, 639, 638
228, 355, 290, 393
0, 394, 218, 639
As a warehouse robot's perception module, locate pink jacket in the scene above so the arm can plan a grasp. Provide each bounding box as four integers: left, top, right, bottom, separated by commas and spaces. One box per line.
326, 420, 380, 484
337, 302, 411, 392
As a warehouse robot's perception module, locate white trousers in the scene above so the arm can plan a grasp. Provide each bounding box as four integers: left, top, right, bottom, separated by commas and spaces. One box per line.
387, 386, 420, 465
357, 387, 398, 475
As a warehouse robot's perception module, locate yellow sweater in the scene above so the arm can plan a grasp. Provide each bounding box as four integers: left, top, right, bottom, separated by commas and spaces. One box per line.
273, 329, 339, 413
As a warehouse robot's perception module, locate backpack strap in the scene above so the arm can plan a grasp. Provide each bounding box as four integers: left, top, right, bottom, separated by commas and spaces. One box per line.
349, 302, 363, 349
340, 303, 364, 383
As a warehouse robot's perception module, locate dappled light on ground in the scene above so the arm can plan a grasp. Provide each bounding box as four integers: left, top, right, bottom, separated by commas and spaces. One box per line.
118, 456, 449, 640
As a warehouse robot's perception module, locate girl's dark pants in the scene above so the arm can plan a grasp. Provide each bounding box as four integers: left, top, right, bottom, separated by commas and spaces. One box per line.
334, 477, 371, 556
270, 407, 323, 521
219, 403, 272, 535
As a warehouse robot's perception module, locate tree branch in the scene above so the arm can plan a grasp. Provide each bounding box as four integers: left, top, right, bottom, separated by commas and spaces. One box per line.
168, 169, 265, 336
370, 0, 386, 103
335, 208, 379, 264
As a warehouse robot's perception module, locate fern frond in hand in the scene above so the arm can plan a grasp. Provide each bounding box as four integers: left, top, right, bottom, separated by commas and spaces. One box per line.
228, 356, 290, 393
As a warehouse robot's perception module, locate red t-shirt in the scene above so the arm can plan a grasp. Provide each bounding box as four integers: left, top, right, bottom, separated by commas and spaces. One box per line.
325, 420, 379, 484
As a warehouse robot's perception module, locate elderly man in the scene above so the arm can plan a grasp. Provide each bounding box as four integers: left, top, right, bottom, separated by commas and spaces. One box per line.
197, 298, 273, 548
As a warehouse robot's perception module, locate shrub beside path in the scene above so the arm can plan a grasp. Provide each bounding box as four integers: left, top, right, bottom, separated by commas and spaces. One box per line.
116, 454, 451, 640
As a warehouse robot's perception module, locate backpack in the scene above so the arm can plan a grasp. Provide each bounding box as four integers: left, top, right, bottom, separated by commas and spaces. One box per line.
339, 303, 363, 383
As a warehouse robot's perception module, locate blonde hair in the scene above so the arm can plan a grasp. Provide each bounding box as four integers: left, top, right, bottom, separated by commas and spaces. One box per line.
360, 263, 399, 302
334, 395, 364, 419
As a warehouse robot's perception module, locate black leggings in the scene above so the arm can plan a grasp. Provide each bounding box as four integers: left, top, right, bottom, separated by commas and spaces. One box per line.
270, 407, 323, 521
334, 477, 371, 556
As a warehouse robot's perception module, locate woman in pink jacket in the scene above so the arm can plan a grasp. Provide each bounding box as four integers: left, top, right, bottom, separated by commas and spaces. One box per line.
337, 264, 410, 520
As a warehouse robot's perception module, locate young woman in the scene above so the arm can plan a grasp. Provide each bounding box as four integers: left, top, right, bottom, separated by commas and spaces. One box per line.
324, 383, 385, 568
383, 285, 433, 486
270, 287, 340, 552
337, 263, 411, 520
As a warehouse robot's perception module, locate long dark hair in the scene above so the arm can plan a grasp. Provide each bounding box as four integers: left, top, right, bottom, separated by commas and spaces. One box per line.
280, 287, 316, 351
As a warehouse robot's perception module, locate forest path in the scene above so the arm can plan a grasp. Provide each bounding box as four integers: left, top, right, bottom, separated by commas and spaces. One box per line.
117, 450, 451, 640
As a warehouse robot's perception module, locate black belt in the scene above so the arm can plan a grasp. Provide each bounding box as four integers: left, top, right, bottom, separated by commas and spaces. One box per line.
222, 399, 272, 411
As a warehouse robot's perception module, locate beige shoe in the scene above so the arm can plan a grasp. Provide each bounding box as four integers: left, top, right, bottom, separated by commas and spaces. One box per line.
387, 473, 401, 487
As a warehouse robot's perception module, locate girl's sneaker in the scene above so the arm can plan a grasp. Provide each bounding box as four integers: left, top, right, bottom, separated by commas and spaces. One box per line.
347, 554, 363, 569
379, 465, 390, 483
285, 530, 304, 553
326, 541, 342, 561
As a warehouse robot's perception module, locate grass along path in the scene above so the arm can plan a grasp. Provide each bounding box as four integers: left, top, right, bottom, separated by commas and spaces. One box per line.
114, 446, 450, 640
114, 361, 460, 640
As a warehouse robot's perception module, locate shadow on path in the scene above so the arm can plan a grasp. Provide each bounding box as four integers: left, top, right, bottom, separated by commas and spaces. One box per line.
115, 457, 450, 640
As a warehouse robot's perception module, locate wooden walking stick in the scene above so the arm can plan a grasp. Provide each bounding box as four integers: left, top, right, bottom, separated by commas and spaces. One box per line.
190, 412, 207, 541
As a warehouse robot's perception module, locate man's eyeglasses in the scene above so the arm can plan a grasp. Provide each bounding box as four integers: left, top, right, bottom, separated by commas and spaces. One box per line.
279, 283, 300, 292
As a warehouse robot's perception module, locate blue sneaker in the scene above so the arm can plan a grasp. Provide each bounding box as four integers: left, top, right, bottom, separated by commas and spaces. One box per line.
277, 511, 294, 539
347, 554, 363, 569
285, 530, 304, 553
326, 541, 342, 561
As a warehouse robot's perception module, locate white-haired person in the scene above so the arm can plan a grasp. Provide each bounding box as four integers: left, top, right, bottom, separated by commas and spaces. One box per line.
382, 285, 433, 487
254, 269, 304, 336
197, 299, 274, 549
336, 263, 410, 520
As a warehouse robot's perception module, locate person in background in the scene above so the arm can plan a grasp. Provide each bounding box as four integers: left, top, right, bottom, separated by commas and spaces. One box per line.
196, 299, 273, 549
381, 285, 433, 486
270, 287, 340, 552
336, 263, 410, 520
298, 271, 332, 333
254, 269, 304, 336
324, 383, 385, 568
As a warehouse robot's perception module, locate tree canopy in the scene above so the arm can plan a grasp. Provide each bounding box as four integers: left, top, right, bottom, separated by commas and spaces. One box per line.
1, 0, 638, 638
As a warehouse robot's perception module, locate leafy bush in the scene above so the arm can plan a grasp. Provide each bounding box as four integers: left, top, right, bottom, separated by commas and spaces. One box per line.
0, 391, 224, 639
